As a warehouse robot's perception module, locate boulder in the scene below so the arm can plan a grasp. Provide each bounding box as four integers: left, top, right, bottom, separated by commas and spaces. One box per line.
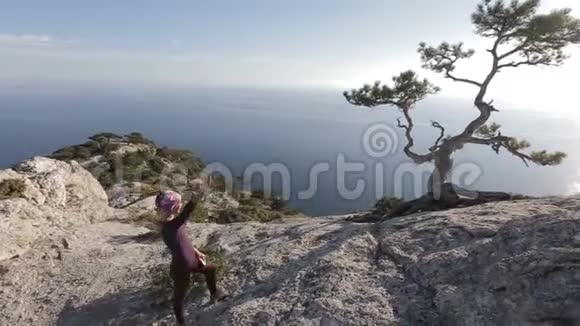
0, 157, 110, 260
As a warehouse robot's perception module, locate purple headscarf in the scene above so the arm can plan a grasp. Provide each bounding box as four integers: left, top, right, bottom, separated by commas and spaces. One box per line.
155, 191, 182, 215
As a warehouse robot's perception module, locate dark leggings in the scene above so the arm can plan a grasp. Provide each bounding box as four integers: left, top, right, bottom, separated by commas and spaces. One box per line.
170, 262, 217, 325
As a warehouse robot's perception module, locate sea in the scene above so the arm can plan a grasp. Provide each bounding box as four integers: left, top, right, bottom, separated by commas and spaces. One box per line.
1, 83, 579, 215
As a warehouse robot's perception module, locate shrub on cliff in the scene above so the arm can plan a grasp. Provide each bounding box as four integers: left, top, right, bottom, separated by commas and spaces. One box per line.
125, 132, 154, 145
0, 179, 26, 200
372, 197, 403, 216
51, 133, 204, 193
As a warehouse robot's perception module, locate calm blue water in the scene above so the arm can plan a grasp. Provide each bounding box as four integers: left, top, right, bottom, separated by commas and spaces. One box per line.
1, 83, 579, 215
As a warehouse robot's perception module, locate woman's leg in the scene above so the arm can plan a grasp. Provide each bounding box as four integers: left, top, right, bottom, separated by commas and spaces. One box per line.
196, 263, 217, 295
171, 265, 190, 325
190, 250, 228, 303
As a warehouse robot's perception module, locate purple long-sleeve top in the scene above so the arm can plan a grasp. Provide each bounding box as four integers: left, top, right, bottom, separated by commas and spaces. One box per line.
161, 200, 199, 269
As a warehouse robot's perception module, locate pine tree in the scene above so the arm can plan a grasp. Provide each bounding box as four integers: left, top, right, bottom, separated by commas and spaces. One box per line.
345, 0, 580, 200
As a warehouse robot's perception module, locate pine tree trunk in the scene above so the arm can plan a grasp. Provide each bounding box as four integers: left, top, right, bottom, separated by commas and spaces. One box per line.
427, 147, 454, 201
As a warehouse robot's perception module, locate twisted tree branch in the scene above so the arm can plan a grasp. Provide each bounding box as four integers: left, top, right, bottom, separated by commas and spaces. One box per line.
445, 72, 483, 87
468, 135, 532, 167
396, 110, 434, 164
430, 121, 446, 151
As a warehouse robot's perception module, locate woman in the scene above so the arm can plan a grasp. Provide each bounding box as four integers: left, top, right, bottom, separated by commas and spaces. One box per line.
155, 180, 227, 325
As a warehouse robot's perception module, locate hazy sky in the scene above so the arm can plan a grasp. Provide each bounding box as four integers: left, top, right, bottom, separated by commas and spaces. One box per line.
0, 0, 579, 112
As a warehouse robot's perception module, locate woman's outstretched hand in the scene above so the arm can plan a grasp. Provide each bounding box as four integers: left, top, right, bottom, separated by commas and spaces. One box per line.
188, 178, 209, 203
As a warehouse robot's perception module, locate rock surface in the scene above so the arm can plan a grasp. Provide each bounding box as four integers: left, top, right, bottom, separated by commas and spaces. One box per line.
1, 158, 580, 325
0, 157, 110, 260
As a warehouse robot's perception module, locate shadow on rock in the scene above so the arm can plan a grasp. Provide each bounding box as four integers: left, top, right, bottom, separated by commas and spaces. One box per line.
188, 222, 371, 325
108, 231, 160, 245
58, 222, 374, 325
56, 288, 171, 326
